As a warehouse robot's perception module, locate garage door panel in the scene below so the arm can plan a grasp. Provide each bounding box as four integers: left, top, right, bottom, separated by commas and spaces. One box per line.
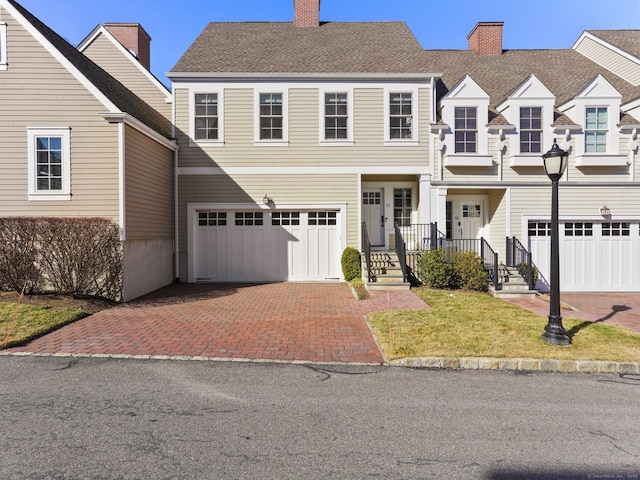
194, 209, 341, 282
529, 220, 640, 292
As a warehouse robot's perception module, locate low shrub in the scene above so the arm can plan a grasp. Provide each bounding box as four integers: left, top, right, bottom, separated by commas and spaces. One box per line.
0, 217, 123, 301
341, 247, 362, 281
416, 248, 457, 289
452, 250, 488, 292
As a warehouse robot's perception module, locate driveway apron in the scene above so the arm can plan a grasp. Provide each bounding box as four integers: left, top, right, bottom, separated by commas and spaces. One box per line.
7, 283, 429, 364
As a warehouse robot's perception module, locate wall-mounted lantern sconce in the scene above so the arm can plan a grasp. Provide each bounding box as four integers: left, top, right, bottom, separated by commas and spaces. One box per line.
263, 194, 271, 205
600, 205, 611, 217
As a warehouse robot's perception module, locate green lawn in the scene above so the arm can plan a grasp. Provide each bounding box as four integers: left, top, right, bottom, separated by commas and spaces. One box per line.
0, 302, 85, 349
369, 288, 640, 362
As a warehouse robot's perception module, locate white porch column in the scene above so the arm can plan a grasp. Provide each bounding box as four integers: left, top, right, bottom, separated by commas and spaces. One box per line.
418, 173, 431, 224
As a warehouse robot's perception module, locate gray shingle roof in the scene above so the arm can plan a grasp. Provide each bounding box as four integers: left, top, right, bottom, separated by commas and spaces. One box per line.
8, 0, 172, 138
587, 30, 640, 60
171, 21, 432, 74
423, 49, 640, 121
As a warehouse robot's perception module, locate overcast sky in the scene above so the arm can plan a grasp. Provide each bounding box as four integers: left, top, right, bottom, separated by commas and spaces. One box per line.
16, 0, 640, 86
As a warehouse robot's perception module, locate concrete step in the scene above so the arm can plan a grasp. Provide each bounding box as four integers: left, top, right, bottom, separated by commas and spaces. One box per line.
374, 274, 406, 283
491, 289, 538, 299
366, 281, 411, 291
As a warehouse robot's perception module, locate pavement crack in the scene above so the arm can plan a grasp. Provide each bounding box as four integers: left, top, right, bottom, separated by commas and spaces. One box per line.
588, 430, 617, 441
306, 365, 381, 381
52, 358, 79, 371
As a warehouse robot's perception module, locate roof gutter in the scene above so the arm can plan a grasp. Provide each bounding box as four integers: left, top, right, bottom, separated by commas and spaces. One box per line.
166, 72, 442, 82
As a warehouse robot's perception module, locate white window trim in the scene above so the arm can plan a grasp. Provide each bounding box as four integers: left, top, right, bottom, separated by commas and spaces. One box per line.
189, 90, 224, 147
254, 89, 289, 146
0, 22, 7, 71
27, 127, 72, 201
384, 87, 419, 146
318, 87, 354, 146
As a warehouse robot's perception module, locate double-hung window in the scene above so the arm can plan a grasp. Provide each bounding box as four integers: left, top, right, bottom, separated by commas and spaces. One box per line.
520, 107, 542, 153
324, 93, 348, 140
393, 188, 412, 226
27, 127, 71, 201
259, 93, 283, 140
389, 93, 413, 139
454, 107, 477, 153
194, 93, 218, 140
585, 107, 607, 153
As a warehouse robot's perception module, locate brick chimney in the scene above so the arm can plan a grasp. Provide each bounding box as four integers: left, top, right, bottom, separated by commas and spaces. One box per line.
104, 23, 151, 70
467, 22, 504, 55
294, 0, 320, 27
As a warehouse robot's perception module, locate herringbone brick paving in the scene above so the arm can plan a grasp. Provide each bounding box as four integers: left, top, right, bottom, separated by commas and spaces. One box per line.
8, 283, 430, 363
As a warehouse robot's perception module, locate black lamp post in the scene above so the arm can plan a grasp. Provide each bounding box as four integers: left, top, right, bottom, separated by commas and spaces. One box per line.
541, 142, 571, 346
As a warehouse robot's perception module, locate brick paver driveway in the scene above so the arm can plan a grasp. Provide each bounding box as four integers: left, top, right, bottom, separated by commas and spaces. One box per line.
8, 283, 429, 364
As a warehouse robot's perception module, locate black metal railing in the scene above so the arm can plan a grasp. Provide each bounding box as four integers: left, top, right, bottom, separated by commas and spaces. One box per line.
480, 237, 499, 286
506, 236, 534, 290
395, 223, 440, 251
361, 222, 372, 283
394, 224, 408, 283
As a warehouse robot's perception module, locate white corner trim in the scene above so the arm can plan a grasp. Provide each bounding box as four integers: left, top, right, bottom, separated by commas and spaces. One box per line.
117, 122, 126, 241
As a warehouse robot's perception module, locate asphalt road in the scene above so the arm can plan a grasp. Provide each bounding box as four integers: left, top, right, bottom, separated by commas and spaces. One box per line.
1, 356, 639, 480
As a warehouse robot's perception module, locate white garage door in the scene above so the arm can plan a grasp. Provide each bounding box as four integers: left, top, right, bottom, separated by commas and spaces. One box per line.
528, 220, 640, 292
194, 210, 341, 282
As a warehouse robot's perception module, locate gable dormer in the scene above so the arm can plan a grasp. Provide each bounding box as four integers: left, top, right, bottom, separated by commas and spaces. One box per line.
497, 74, 556, 166
440, 75, 492, 166
559, 74, 626, 166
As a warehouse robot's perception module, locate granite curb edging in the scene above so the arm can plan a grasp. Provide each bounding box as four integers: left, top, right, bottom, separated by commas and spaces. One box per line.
3, 351, 639, 375
389, 356, 640, 374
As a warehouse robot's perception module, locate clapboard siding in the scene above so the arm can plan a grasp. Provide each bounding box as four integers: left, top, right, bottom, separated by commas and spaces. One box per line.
81, 32, 171, 119
0, 7, 119, 218
175, 85, 431, 168
575, 36, 640, 86
124, 125, 174, 240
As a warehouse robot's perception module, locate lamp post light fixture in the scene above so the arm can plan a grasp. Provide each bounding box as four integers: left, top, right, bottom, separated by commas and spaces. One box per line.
541, 142, 571, 346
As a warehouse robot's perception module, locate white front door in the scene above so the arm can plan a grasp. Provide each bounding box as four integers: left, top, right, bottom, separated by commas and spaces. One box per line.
460, 203, 483, 239
362, 189, 384, 246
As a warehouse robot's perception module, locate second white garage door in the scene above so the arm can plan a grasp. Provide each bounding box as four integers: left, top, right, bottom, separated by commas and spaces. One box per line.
528, 220, 640, 292
193, 210, 341, 282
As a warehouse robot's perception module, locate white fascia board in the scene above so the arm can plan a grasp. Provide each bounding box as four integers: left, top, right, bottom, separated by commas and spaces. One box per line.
1, 0, 120, 114
167, 72, 441, 83
100, 112, 177, 151
573, 31, 640, 66
79, 25, 172, 101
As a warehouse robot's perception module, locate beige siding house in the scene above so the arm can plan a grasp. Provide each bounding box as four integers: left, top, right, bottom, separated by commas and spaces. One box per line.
168, 0, 640, 293
0, 0, 177, 301
168, 0, 439, 284
425, 23, 640, 292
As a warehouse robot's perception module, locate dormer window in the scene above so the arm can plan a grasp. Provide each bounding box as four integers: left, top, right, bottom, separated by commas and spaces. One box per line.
585, 107, 607, 153
520, 107, 542, 153
454, 107, 477, 153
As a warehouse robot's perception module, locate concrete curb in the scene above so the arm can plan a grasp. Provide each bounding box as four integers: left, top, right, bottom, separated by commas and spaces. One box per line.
388, 356, 640, 374
3, 351, 639, 375
0, 351, 383, 367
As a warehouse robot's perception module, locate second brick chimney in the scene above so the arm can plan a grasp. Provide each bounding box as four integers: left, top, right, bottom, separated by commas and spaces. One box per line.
294, 0, 320, 27
104, 23, 152, 70
467, 22, 504, 55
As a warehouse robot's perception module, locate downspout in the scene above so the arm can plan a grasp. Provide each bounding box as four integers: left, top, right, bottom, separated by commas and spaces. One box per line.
173, 146, 180, 281
628, 128, 638, 182
118, 122, 126, 241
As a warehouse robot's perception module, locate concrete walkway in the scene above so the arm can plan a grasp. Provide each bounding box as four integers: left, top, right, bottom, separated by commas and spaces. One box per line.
7, 283, 429, 364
